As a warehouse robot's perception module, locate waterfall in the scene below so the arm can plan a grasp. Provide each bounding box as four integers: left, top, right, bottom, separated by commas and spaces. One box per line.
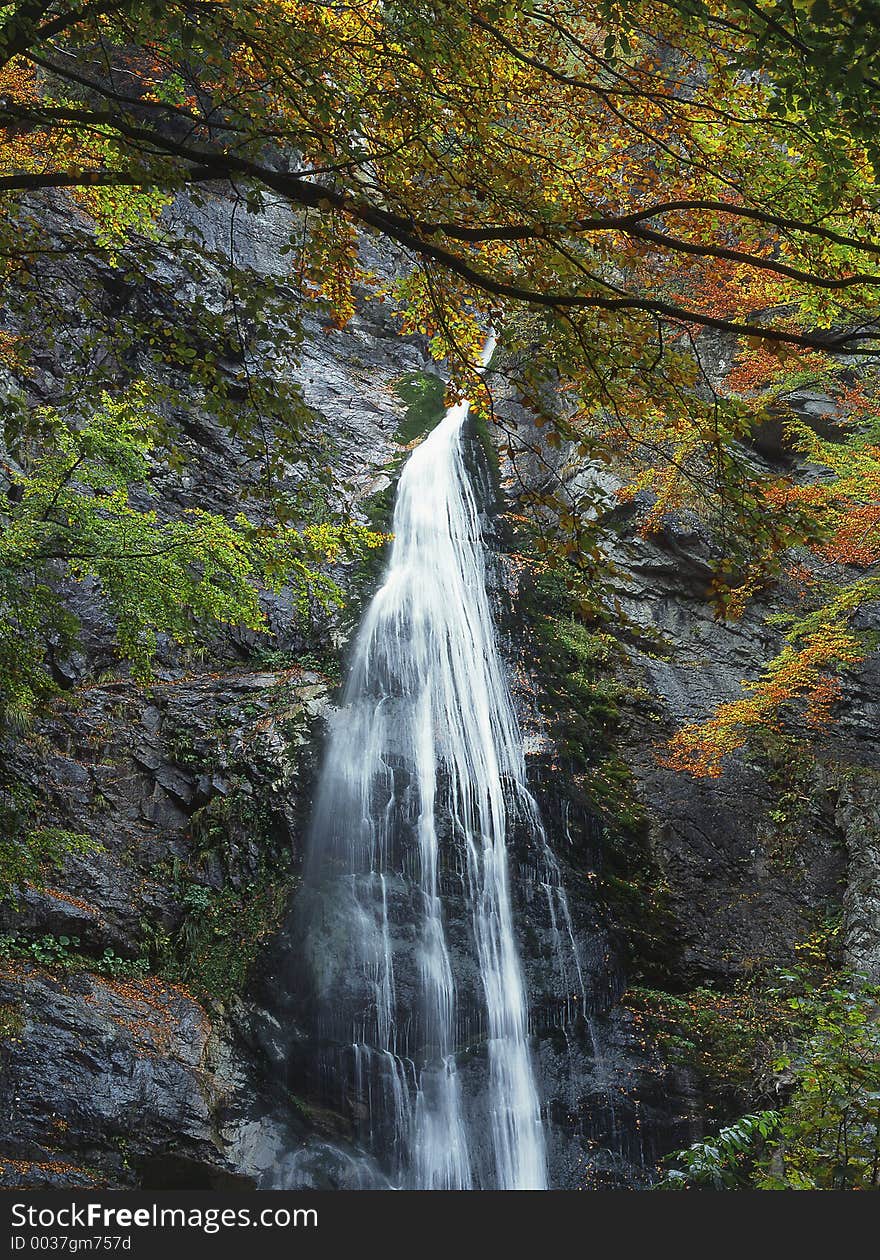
300, 338, 550, 1190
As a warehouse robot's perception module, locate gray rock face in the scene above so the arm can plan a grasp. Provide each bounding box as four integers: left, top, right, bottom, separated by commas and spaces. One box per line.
481, 342, 880, 1179
1, 965, 218, 1182
0, 664, 333, 1186
3, 667, 328, 941
838, 778, 880, 982
490, 348, 878, 971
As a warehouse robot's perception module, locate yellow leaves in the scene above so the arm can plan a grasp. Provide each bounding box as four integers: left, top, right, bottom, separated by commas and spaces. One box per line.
1, 0, 879, 752
639, 462, 688, 534
303, 212, 360, 329
392, 267, 488, 380
0, 330, 21, 368
776, 416, 880, 568
661, 625, 866, 777
714, 568, 765, 622
0, 53, 170, 259
0, 57, 49, 180
72, 183, 172, 259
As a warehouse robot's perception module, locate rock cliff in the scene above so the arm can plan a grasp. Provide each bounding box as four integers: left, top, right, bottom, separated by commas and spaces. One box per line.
2, 191, 878, 1189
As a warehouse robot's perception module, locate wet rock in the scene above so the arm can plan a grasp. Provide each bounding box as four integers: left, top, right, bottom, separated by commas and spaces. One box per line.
0, 965, 219, 1182
1, 178, 430, 1188
838, 779, 880, 982
5, 181, 879, 1193
0, 962, 312, 1189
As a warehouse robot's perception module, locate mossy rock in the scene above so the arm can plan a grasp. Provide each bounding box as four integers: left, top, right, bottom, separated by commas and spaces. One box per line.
0, 1001, 24, 1043
392, 370, 446, 445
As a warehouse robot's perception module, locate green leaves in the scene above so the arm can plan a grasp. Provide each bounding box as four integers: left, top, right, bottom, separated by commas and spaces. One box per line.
660, 1112, 781, 1190
0, 0, 877, 772
0, 931, 149, 977
755, 976, 880, 1189
0, 386, 384, 720
656, 971, 880, 1190
0, 824, 99, 904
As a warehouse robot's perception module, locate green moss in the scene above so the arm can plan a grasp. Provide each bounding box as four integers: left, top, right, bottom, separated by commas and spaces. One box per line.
249, 645, 339, 681
146, 769, 294, 1002
348, 370, 452, 602
746, 729, 842, 871
512, 547, 685, 979
151, 877, 290, 1004
361, 479, 396, 536
0, 764, 106, 903
392, 370, 447, 444
188, 781, 280, 866
359, 370, 447, 540
601, 872, 680, 980
527, 569, 648, 829
159, 716, 203, 769
0, 1001, 24, 1042
465, 398, 503, 502
624, 979, 793, 1116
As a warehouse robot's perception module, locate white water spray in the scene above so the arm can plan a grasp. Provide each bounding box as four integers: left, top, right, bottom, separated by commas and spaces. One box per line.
304, 338, 548, 1189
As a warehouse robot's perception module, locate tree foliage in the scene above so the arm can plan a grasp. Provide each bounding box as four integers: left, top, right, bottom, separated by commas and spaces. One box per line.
0, 0, 877, 757
660, 1110, 781, 1189
0, 0, 877, 1195
759, 977, 880, 1189
659, 974, 880, 1190
1, 385, 379, 720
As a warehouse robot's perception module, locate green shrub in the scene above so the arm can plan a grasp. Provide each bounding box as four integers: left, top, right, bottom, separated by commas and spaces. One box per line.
153, 879, 290, 1003
0, 932, 149, 978
0, 768, 102, 903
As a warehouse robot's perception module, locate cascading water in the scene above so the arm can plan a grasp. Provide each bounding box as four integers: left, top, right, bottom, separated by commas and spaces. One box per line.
297, 338, 582, 1190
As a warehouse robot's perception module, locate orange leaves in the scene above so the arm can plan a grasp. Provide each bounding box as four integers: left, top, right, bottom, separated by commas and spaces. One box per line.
0, 56, 38, 102
821, 502, 880, 567
726, 346, 833, 396
0, 50, 171, 256
0, 331, 21, 368
779, 431, 880, 570
0, 57, 49, 180
661, 626, 865, 777
637, 460, 694, 534
0, 1, 877, 779
762, 481, 829, 516
802, 676, 843, 730
715, 567, 765, 622
667, 251, 796, 327
661, 700, 761, 779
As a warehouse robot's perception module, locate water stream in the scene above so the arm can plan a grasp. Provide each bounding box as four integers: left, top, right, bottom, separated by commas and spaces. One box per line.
298, 341, 584, 1189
